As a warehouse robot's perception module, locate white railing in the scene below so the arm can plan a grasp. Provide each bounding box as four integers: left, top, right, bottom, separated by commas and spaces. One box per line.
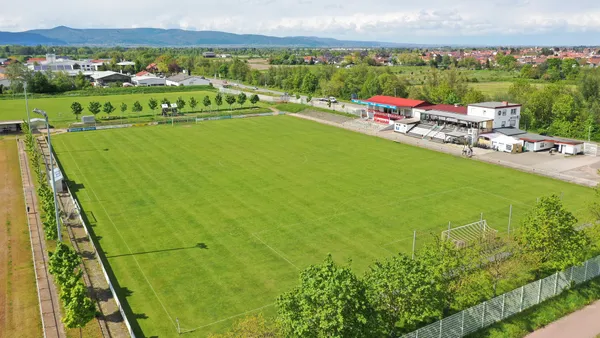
400, 254, 600, 338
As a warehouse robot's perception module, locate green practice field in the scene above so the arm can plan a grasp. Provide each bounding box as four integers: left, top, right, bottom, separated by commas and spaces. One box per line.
53, 116, 593, 337
0, 89, 255, 127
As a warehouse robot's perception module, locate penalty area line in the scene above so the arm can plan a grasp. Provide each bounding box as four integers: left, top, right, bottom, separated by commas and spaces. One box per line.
252, 233, 299, 270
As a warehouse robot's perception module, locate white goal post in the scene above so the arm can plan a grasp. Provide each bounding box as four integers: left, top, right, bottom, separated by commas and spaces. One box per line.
441, 220, 498, 248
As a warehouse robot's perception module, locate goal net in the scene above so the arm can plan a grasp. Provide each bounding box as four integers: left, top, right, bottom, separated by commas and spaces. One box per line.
441, 220, 498, 248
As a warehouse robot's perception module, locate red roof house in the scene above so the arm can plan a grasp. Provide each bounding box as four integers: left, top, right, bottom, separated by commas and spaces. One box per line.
146, 63, 158, 71
26, 57, 46, 64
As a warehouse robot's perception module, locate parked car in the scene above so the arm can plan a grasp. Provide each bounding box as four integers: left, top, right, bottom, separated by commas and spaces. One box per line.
328, 97, 338, 103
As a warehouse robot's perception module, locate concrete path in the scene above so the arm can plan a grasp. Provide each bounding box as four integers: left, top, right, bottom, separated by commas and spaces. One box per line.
16, 138, 66, 338
526, 300, 600, 338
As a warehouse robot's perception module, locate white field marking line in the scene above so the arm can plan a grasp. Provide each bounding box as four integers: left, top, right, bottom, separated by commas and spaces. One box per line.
253, 186, 472, 238
252, 233, 299, 270
466, 187, 533, 208
179, 303, 275, 333
59, 138, 178, 329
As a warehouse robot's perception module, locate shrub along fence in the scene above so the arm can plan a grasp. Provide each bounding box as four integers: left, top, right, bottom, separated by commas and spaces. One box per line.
400, 254, 600, 338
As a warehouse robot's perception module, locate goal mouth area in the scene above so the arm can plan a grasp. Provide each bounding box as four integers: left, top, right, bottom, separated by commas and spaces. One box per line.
441, 220, 498, 248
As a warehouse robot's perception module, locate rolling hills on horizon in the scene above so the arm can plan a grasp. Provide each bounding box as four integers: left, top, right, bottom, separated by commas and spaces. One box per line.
0, 26, 421, 47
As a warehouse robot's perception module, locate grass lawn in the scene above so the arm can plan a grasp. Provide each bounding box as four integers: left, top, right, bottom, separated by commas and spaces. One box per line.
53, 116, 593, 337
0, 139, 42, 338
0, 90, 263, 128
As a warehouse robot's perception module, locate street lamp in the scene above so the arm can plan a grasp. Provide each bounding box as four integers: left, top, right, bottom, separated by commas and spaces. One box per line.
33, 108, 61, 242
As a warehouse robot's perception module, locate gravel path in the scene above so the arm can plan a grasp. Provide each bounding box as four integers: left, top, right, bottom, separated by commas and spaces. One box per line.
526, 300, 600, 338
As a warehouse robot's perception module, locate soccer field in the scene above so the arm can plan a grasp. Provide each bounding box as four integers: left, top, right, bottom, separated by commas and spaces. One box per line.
53, 116, 593, 337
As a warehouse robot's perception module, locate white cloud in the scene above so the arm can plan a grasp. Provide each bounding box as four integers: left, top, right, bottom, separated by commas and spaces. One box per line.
1, 0, 600, 44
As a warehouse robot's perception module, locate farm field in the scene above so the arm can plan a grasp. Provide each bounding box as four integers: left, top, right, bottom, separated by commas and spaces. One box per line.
0, 89, 264, 128
53, 116, 593, 337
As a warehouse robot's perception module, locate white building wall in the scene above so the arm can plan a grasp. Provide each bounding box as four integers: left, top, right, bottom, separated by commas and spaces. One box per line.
468, 105, 521, 129
559, 143, 583, 155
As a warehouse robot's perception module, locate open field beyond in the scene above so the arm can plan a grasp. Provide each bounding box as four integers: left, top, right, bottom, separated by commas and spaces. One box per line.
53, 116, 593, 337
0, 139, 42, 338
0, 89, 257, 128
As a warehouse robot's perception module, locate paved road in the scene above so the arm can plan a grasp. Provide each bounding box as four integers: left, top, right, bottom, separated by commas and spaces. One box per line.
526, 300, 600, 338
17, 138, 66, 338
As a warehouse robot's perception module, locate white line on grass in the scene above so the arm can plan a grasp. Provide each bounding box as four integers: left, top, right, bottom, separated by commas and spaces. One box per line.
59, 139, 179, 330
252, 233, 299, 270
179, 303, 275, 333
466, 187, 533, 207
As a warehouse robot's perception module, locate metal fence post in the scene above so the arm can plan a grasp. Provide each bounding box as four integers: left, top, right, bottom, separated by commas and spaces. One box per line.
519, 286, 524, 311
584, 260, 589, 281
481, 301, 486, 328
554, 271, 559, 295
461, 310, 465, 336
570, 266, 574, 284
439, 319, 443, 338
501, 294, 506, 319
537, 279, 542, 304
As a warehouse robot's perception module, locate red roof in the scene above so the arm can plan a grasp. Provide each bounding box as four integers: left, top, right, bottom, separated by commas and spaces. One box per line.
27, 57, 46, 63
146, 63, 157, 70
423, 104, 468, 115
365, 96, 429, 108
135, 70, 150, 77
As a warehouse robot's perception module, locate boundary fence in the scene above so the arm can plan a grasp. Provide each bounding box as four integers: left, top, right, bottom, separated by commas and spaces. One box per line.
400, 254, 600, 338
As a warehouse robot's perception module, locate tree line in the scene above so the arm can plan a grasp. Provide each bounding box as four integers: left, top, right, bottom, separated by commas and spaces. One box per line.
210, 194, 600, 337
23, 123, 96, 337
69, 93, 260, 120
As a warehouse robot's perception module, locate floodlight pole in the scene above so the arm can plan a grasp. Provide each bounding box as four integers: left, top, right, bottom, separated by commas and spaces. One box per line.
34, 108, 61, 242
24, 81, 31, 125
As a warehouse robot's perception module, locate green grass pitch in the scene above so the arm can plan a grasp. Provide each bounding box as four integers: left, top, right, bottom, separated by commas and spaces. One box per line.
52, 116, 593, 337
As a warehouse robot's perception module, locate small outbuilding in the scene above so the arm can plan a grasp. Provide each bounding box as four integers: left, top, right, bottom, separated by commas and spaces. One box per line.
166, 74, 211, 87
0, 120, 22, 133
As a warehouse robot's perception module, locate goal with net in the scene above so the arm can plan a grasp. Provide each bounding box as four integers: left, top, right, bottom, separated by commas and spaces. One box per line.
441, 220, 498, 248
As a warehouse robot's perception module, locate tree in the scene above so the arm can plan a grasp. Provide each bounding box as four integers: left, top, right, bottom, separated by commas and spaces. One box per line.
176, 96, 186, 111
276, 255, 378, 337
120, 102, 127, 116
48, 242, 82, 287
189, 97, 198, 111
250, 94, 259, 105
364, 253, 442, 335
203, 95, 211, 111
517, 195, 591, 273
63, 282, 97, 338
70, 102, 83, 120
300, 72, 319, 93
237, 92, 247, 107
132, 101, 143, 118
103, 101, 116, 116
87, 101, 101, 116
148, 97, 158, 113
215, 93, 223, 109
225, 94, 236, 109
462, 88, 486, 105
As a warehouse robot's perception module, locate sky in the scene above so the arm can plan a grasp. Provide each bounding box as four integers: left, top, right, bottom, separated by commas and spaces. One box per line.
1, 0, 600, 45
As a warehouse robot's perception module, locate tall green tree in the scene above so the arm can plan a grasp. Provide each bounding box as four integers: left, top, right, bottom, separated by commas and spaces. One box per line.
176, 96, 186, 111
276, 255, 378, 338
364, 253, 442, 335
87, 101, 101, 116
215, 93, 223, 109
203, 95, 211, 111
189, 97, 198, 111
517, 195, 591, 273
120, 102, 127, 116
249, 94, 259, 105
225, 94, 236, 109
148, 97, 158, 113
237, 92, 247, 107
70, 102, 83, 120
103, 101, 116, 116
63, 282, 97, 338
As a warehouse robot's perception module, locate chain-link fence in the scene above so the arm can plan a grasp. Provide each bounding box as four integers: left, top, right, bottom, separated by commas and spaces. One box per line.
400, 254, 600, 338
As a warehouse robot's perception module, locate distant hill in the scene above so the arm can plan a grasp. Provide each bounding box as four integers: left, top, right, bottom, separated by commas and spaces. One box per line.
0, 26, 419, 47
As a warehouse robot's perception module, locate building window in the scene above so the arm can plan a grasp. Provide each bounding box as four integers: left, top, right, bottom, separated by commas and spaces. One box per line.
511, 108, 517, 115
509, 120, 516, 127
501, 121, 506, 127
497, 111, 501, 116
502, 110, 506, 116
